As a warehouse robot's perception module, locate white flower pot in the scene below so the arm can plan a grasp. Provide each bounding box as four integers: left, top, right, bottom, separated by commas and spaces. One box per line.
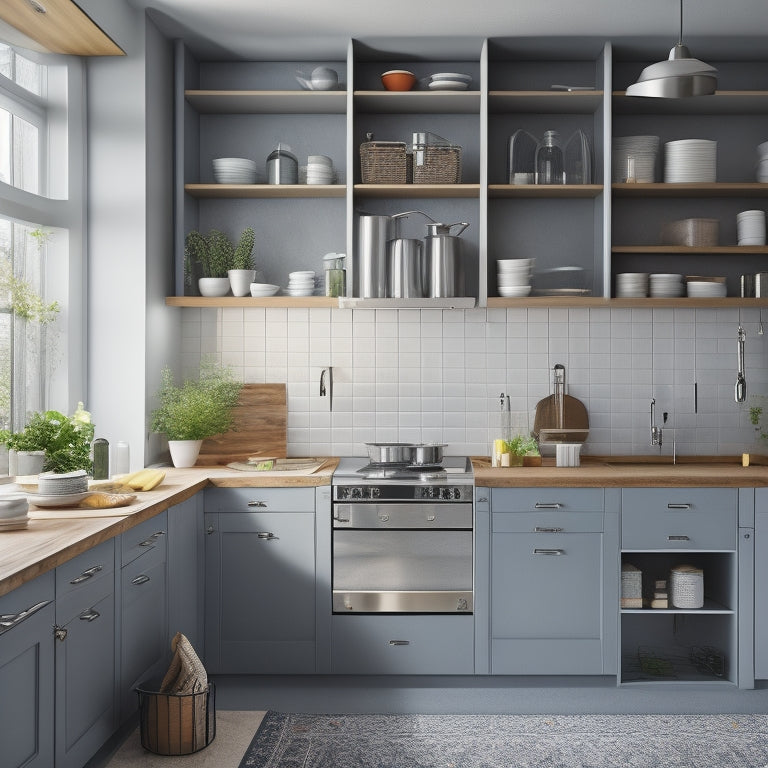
227, 269, 257, 297
168, 439, 203, 468
198, 277, 231, 297
14, 450, 46, 476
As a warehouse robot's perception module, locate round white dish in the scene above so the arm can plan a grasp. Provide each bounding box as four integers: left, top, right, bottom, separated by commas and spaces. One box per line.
428, 80, 469, 91
26, 491, 92, 508
250, 283, 280, 297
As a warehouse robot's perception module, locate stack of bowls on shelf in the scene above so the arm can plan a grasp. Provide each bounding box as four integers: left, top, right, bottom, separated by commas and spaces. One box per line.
0, 493, 29, 531
615, 272, 649, 297
686, 276, 727, 298
286, 270, 317, 297
496, 259, 533, 297
305, 155, 335, 185
757, 141, 768, 182
249, 282, 280, 297
664, 139, 717, 183
212, 157, 259, 184
649, 273, 684, 298
736, 209, 766, 245
426, 72, 472, 91
612, 135, 659, 183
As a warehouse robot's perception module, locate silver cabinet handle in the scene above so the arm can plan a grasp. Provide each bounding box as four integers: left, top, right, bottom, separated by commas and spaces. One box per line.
248, 501, 267, 508
257, 531, 278, 540
533, 548, 565, 555
0, 600, 52, 636
477, 496, 489, 503
388, 640, 410, 646
131, 574, 150, 585
79, 609, 100, 622
667, 503, 692, 510
534, 526, 564, 533
668, 535, 691, 541
70, 565, 103, 584
534, 502, 563, 509
140, 531, 165, 547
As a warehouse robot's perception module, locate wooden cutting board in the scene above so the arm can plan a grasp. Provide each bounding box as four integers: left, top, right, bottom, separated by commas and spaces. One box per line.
532, 392, 589, 441
196, 383, 287, 466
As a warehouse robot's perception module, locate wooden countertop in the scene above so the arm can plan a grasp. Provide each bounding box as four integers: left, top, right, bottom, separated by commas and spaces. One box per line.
0, 460, 337, 599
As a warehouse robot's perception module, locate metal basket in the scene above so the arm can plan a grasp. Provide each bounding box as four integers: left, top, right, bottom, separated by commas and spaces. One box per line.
661, 218, 719, 247
412, 141, 462, 184
360, 141, 411, 184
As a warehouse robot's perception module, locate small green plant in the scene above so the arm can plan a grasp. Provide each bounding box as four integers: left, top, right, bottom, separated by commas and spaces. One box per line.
0, 259, 59, 324
184, 227, 255, 283
504, 434, 540, 457
5, 402, 94, 473
150, 359, 243, 441
231, 226, 255, 270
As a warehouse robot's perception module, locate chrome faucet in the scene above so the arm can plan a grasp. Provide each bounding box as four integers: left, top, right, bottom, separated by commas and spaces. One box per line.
650, 398, 662, 447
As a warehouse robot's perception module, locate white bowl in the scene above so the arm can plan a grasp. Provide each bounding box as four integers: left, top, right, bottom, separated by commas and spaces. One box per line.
0, 494, 29, 519
498, 285, 532, 297
249, 283, 279, 297
498, 273, 531, 286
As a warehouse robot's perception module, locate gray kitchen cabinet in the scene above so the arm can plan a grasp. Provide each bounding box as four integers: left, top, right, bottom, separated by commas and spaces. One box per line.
489, 487, 618, 675
619, 488, 740, 686
0, 571, 55, 768
204, 487, 317, 673
118, 511, 168, 719
754, 489, 768, 679
54, 538, 116, 768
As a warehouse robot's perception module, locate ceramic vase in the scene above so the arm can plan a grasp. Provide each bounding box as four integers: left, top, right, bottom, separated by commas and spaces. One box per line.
168, 439, 203, 468
198, 277, 231, 297
227, 269, 257, 297
13, 449, 46, 477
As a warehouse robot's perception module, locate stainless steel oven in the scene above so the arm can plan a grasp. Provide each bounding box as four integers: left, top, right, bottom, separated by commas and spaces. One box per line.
331, 456, 474, 614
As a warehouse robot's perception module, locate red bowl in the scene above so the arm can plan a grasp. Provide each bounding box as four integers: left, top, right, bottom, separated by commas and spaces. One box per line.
381, 70, 416, 91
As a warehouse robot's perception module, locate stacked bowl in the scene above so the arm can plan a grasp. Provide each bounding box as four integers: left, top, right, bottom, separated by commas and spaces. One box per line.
250, 283, 280, 297
212, 157, 259, 184
612, 135, 659, 183
306, 155, 335, 185
758, 141, 768, 182
0, 493, 29, 531
616, 272, 649, 298
687, 277, 727, 298
286, 270, 317, 297
664, 139, 717, 183
497, 259, 533, 297
737, 210, 766, 245
649, 273, 684, 298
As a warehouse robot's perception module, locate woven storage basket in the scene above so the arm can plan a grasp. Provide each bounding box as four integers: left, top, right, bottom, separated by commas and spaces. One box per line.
661, 218, 719, 247
412, 142, 462, 184
360, 141, 410, 184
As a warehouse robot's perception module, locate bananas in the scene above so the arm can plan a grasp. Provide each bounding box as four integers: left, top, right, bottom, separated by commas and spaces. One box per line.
113, 468, 166, 491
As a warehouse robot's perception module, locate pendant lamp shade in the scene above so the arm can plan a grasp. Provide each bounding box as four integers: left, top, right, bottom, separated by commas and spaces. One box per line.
626, 3, 717, 98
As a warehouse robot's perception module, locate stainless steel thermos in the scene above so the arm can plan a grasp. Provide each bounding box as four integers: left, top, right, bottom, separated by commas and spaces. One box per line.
358, 214, 391, 298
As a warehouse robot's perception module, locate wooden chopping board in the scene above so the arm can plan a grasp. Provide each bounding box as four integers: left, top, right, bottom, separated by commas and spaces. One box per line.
532, 392, 589, 441
196, 383, 287, 466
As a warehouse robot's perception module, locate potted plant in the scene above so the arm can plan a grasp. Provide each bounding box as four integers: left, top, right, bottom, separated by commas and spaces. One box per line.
184, 227, 256, 297
150, 359, 243, 467
227, 226, 257, 297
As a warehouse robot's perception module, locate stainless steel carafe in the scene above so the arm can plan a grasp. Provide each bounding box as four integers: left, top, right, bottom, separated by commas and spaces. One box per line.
358, 214, 391, 298
388, 238, 424, 298
425, 221, 469, 298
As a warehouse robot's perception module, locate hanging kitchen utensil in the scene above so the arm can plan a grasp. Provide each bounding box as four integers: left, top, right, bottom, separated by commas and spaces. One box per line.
735, 325, 747, 403
532, 363, 589, 444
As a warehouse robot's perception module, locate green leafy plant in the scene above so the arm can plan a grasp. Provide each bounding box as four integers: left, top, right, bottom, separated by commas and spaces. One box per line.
231, 227, 255, 270
5, 402, 94, 473
150, 359, 243, 441
0, 259, 59, 324
184, 227, 255, 283
504, 434, 540, 457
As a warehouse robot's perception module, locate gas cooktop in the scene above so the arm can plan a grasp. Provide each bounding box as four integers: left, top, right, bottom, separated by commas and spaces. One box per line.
333, 456, 474, 483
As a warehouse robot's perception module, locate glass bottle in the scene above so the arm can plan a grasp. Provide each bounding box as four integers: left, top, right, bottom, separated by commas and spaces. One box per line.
92, 438, 109, 480
535, 130, 565, 185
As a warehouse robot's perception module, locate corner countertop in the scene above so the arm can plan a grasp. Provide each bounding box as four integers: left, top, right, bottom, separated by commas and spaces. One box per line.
0, 460, 338, 599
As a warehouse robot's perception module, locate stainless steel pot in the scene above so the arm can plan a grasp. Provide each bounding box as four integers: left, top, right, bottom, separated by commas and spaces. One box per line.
425, 221, 469, 298
388, 238, 424, 298
412, 443, 446, 465
365, 442, 415, 464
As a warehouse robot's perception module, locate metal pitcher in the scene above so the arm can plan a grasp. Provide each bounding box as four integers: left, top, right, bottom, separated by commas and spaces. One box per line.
425, 221, 469, 298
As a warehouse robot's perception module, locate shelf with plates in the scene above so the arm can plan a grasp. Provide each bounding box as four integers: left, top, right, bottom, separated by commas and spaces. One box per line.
488, 90, 604, 114
486, 297, 768, 308
184, 184, 346, 199
184, 89, 347, 114
613, 183, 768, 198
165, 296, 338, 308
353, 90, 481, 114
488, 184, 602, 198
612, 90, 768, 116
612, 245, 768, 255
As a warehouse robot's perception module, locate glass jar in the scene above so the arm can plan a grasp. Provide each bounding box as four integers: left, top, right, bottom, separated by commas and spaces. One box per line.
535, 130, 565, 185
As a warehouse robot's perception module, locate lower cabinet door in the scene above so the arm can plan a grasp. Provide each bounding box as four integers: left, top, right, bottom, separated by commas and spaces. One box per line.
330, 614, 475, 675
0, 574, 55, 768
491, 531, 604, 674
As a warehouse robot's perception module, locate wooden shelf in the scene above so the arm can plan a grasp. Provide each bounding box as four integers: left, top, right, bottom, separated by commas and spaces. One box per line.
185, 90, 347, 114
354, 183, 481, 199
353, 90, 480, 114
487, 297, 768, 308
613, 245, 768, 255
489, 90, 604, 114
184, 184, 346, 199
165, 296, 338, 308
613, 183, 768, 198
613, 90, 768, 115
489, 184, 602, 198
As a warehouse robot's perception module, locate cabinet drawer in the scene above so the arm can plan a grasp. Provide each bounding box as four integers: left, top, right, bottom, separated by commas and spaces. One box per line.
330, 614, 474, 675
56, 539, 115, 601
493, 511, 603, 533
205, 486, 315, 513
622, 488, 737, 550
121, 511, 167, 566
0, 571, 55, 635
491, 488, 604, 513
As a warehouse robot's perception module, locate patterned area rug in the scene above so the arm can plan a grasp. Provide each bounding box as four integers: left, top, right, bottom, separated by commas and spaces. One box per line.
239, 711, 768, 768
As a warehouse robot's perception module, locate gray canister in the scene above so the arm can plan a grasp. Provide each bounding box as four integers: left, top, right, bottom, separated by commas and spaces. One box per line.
756, 273, 768, 297
358, 214, 390, 297
266, 143, 298, 184
388, 238, 424, 298
425, 222, 469, 297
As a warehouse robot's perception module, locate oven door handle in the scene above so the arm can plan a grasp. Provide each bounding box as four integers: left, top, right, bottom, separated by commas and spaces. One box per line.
388, 639, 411, 646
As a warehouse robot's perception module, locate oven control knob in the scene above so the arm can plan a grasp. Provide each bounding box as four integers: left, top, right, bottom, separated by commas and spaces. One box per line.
453, 488, 462, 499
424, 487, 436, 499
370, 487, 381, 498
441, 488, 452, 500
351, 487, 362, 499
337, 487, 348, 500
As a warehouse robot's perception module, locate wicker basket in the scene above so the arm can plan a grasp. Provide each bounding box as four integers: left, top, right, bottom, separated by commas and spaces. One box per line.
661, 218, 719, 247
360, 141, 411, 184
412, 142, 462, 184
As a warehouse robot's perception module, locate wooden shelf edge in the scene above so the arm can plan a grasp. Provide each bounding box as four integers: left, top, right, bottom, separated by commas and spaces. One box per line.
165, 296, 339, 308
613, 245, 768, 254
354, 184, 481, 199
185, 184, 346, 199
487, 297, 768, 308
613, 182, 768, 198
489, 184, 603, 198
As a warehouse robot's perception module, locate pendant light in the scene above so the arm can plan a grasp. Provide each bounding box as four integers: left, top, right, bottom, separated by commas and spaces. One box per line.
626, 0, 717, 98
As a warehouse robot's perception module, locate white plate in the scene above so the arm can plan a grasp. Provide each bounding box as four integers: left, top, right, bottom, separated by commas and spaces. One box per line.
498, 285, 532, 297
27, 491, 92, 508
428, 80, 469, 91
429, 72, 472, 82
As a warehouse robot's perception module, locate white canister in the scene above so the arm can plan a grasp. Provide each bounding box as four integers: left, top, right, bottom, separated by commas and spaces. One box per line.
670, 564, 704, 609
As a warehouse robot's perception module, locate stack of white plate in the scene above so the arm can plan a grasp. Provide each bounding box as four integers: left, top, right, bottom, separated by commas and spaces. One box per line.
616, 272, 649, 297
38, 470, 89, 495
737, 209, 766, 245
757, 141, 768, 182
496, 259, 533, 297
0, 493, 29, 530
249, 282, 280, 297
212, 157, 259, 184
687, 279, 727, 298
286, 271, 317, 296
649, 273, 684, 297
612, 136, 659, 183
427, 72, 472, 91
664, 139, 717, 183
306, 155, 335, 185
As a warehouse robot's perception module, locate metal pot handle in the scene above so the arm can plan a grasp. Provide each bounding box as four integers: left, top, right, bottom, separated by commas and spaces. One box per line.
450, 222, 470, 236
391, 210, 436, 222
